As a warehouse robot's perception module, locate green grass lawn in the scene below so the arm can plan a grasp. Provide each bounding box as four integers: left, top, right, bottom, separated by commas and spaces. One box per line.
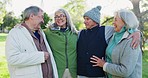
142, 49, 148, 78
0, 33, 148, 78
0, 33, 9, 78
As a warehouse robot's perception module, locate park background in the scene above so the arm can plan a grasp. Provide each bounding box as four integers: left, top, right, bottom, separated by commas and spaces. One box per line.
0, 0, 148, 78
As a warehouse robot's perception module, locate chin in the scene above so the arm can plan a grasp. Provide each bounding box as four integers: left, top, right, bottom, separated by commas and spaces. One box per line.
57, 23, 63, 26
114, 29, 118, 32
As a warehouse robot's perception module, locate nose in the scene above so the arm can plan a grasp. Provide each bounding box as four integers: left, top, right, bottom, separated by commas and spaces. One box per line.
112, 22, 114, 25
84, 20, 87, 24
41, 18, 44, 24
112, 21, 115, 25
55, 17, 61, 20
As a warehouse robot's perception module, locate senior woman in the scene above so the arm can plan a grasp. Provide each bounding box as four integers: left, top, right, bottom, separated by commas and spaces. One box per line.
44, 9, 78, 78
90, 9, 142, 78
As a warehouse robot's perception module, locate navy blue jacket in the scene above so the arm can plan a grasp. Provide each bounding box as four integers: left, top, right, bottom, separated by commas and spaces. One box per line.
77, 25, 107, 77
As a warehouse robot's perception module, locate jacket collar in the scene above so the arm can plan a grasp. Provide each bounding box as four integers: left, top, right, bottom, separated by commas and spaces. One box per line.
112, 31, 130, 44
14, 24, 36, 48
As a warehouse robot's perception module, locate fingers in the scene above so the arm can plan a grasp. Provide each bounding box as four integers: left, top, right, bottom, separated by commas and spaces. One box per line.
92, 64, 99, 67
90, 60, 99, 67
130, 37, 140, 49
130, 38, 135, 48
129, 31, 141, 49
127, 33, 133, 39
92, 55, 100, 59
44, 52, 49, 60
131, 40, 139, 49
90, 56, 98, 61
90, 60, 97, 64
90, 55, 104, 67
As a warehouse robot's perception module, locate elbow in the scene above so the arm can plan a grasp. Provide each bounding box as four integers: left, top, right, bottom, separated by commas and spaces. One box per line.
6, 55, 21, 66
120, 68, 132, 77
7, 57, 18, 66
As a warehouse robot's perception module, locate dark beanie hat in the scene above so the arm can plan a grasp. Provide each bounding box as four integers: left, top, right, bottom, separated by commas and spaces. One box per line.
84, 6, 101, 24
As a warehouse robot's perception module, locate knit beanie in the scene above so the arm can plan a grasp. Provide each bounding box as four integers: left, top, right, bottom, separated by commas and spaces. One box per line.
84, 6, 101, 24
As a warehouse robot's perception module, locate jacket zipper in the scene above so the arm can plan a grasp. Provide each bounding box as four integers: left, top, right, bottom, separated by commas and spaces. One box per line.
63, 32, 68, 68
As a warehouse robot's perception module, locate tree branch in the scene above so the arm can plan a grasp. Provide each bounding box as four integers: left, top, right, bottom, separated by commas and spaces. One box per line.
143, 18, 148, 23
101, 17, 113, 25
140, 10, 148, 17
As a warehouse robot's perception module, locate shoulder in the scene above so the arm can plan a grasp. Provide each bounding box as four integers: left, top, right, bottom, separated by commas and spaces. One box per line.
120, 38, 140, 50
104, 26, 114, 31
44, 27, 52, 35
9, 24, 24, 34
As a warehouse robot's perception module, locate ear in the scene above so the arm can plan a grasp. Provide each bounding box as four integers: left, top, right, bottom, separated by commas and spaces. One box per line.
29, 13, 34, 19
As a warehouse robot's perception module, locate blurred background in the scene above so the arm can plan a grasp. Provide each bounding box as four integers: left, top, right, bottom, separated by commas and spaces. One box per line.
0, 0, 148, 78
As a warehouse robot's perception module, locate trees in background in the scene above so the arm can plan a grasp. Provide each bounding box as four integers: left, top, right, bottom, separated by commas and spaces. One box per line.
62, 0, 148, 47
63, 0, 86, 30
100, 0, 148, 48
130, 0, 148, 48
0, 0, 14, 32
2, 12, 20, 32
1, 0, 148, 47
0, 0, 7, 31
41, 13, 52, 29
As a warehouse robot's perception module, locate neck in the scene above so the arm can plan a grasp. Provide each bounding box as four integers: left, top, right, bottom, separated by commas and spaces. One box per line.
25, 21, 36, 31
89, 24, 98, 29
60, 24, 67, 28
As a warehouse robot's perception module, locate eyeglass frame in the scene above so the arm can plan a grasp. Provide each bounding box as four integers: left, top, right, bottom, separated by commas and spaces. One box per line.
54, 14, 66, 19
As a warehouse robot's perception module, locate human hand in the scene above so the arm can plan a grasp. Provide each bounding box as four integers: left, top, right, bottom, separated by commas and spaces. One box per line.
128, 31, 141, 49
90, 55, 105, 67
44, 52, 49, 60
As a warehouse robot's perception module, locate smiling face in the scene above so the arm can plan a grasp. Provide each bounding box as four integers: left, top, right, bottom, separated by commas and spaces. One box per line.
32, 10, 44, 30
84, 16, 98, 29
113, 14, 125, 32
27, 9, 44, 31
54, 11, 67, 28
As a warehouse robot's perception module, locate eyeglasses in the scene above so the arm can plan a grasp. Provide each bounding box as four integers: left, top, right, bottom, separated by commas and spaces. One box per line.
54, 14, 66, 19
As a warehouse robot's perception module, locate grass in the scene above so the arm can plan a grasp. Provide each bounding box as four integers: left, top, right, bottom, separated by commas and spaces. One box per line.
0, 33, 9, 78
0, 33, 148, 78
142, 49, 148, 78
0, 33, 7, 42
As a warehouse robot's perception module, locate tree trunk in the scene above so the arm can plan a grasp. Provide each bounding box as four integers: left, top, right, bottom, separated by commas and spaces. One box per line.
130, 0, 143, 30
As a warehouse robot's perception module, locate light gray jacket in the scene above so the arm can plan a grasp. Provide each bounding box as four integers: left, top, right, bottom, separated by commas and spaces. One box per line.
5, 24, 58, 78
104, 31, 142, 78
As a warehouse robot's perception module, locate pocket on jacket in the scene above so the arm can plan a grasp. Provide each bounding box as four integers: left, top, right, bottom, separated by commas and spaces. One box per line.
15, 66, 37, 75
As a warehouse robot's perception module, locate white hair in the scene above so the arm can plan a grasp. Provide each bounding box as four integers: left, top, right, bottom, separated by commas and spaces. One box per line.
115, 9, 139, 29
53, 9, 78, 34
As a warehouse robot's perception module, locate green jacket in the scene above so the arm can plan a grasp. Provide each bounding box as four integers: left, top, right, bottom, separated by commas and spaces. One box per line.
44, 28, 77, 78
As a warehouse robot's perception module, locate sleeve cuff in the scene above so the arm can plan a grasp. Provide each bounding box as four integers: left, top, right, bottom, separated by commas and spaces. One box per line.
103, 62, 109, 71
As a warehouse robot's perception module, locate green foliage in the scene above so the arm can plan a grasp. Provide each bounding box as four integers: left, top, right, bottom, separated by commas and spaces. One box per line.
1, 12, 20, 32
0, 1, 7, 24
0, 33, 7, 42
0, 33, 9, 78
63, 0, 86, 30
0, 0, 11, 25
0, 56, 9, 78
101, 16, 113, 26
20, 12, 52, 29
0, 35, 6, 42
143, 49, 148, 78
41, 12, 52, 29
142, 22, 148, 48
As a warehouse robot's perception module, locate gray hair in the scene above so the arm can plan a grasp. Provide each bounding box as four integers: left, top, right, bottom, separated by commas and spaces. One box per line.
115, 9, 139, 29
23, 6, 43, 21
54, 9, 78, 34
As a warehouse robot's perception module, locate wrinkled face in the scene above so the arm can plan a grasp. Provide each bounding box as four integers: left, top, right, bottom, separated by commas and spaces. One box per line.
84, 16, 97, 29
54, 11, 67, 28
113, 14, 125, 32
32, 10, 44, 30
